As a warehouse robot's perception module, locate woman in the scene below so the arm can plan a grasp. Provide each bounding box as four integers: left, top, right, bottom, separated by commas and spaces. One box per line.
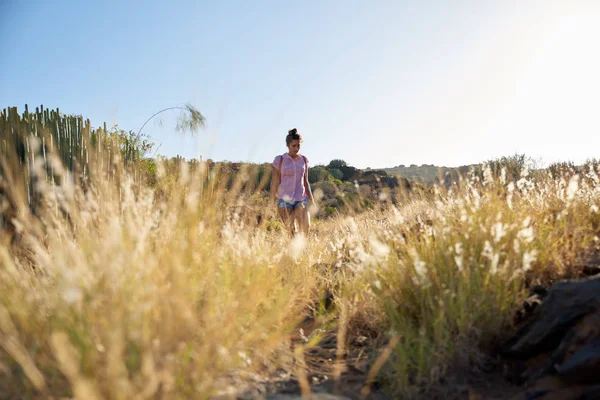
271, 128, 315, 236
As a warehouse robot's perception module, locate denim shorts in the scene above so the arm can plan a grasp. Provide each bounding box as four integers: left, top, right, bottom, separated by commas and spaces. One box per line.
278, 198, 308, 209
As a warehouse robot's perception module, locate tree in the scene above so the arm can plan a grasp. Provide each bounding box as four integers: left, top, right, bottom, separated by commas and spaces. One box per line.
308, 166, 330, 183
328, 159, 347, 169
486, 153, 530, 182
108, 126, 155, 162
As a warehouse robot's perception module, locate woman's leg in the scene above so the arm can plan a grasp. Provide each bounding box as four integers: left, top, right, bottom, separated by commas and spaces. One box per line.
296, 202, 310, 236
278, 206, 295, 236
304, 205, 311, 234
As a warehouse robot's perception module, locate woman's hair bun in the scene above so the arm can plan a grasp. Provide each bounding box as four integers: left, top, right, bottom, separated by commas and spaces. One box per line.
285, 128, 302, 145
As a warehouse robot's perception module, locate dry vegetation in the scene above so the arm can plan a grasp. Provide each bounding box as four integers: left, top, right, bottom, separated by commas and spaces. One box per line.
1, 129, 600, 399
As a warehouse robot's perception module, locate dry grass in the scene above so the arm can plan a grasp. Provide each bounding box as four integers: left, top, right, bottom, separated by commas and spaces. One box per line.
1, 144, 599, 399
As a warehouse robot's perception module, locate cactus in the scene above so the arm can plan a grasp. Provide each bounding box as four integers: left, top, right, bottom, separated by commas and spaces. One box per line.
0, 105, 128, 206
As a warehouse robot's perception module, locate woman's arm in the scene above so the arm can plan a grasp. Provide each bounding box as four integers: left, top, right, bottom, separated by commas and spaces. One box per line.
271, 165, 280, 202
302, 156, 315, 205
304, 171, 314, 205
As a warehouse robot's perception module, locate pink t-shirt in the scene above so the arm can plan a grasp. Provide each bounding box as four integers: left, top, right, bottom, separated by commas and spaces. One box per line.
272, 153, 309, 202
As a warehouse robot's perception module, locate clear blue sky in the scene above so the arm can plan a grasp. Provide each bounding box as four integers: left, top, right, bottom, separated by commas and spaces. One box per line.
2, 1, 599, 168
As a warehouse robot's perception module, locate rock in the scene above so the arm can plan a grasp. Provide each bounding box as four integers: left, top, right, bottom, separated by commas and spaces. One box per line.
580, 385, 600, 399
502, 275, 600, 360
512, 384, 600, 400
576, 252, 600, 277
267, 394, 352, 400
526, 285, 550, 299
555, 338, 600, 385
582, 264, 600, 276
502, 274, 600, 399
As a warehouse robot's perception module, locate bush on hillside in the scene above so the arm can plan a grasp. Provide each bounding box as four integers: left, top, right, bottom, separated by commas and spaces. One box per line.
328, 159, 347, 169
308, 166, 330, 183
329, 168, 343, 180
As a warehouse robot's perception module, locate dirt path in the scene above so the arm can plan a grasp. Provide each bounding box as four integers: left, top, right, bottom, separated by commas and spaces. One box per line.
213, 318, 525, 400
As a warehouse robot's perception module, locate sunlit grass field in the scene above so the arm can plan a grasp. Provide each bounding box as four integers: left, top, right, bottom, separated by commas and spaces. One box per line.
1, 146, 599, 399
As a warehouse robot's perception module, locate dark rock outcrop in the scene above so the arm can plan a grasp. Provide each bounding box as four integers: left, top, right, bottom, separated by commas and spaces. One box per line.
501, 275, 600, 399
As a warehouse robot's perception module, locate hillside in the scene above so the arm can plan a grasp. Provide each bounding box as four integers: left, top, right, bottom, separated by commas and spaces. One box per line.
381, 154, 565, 187
381, 163, 478, 186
